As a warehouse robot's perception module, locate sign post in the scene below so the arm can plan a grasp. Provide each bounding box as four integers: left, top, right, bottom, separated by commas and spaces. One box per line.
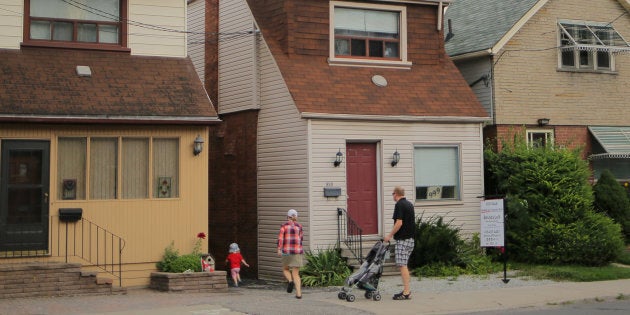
480, 198, 509, 283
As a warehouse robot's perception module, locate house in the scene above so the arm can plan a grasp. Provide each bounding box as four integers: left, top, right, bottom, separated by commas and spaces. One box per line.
0, 0, 219, 287
194, 0, 489, 280
445, 0, 630, 183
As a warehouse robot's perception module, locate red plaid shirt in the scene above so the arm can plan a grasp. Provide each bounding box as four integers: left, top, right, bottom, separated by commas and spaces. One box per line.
277, 221, 304, 255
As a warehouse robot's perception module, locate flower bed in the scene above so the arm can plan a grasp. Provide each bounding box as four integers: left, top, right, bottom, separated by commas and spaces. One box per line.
149, 270, 228, 293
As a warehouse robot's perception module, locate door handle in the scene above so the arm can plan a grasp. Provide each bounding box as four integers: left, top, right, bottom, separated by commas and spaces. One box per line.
44, 192, 49, 203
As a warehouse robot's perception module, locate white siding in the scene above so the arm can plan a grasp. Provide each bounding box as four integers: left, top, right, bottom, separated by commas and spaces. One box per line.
0, 0, 23, 49
128, 0, 187, 57
454, 57, 494, 121
187, 0, 206, 83
308, 121, 485, 250
218, 0, 259, 114
256, 36, 310, 280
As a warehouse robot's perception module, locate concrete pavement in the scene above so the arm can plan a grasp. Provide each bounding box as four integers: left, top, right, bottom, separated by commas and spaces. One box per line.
1, 276, 629, 315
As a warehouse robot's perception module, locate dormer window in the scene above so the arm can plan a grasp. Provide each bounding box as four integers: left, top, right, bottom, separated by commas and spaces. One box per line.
558, 20, 630, 72
329, 1, 410, 68
24, 0, 127, 50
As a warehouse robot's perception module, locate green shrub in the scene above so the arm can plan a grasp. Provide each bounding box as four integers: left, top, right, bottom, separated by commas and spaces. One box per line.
301, 247, 351, 287
409, 213, 464, 269
166, 254, 203, 273
156, 241, 179, 272
593, 170, 630, 242
485, 135, 624, 265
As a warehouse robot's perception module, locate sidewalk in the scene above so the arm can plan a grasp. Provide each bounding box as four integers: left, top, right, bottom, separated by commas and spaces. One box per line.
1, 276, 629, 315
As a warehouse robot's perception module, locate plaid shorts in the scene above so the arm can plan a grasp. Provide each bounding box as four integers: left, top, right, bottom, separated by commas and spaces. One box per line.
395, 238, 415, 267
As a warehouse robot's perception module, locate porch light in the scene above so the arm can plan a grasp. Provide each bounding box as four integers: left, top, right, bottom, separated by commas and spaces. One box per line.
391, 150, 400, 167
193, 135, 204, 156
334, 149, 344, 167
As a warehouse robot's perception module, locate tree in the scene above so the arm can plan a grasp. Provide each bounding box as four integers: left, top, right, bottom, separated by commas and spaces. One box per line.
593, 169, 630, 243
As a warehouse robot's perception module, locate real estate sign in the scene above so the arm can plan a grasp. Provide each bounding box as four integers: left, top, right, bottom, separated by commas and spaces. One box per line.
480, 199, 505, 247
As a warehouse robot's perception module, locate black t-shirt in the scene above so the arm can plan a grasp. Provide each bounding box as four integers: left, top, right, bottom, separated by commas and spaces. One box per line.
392, 197, 415, 240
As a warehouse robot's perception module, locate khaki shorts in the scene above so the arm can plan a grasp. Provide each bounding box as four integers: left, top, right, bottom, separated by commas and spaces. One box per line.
281, 254, 304, 268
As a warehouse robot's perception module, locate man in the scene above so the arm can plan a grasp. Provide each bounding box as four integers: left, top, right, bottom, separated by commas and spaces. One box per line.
383, 186, 415, 300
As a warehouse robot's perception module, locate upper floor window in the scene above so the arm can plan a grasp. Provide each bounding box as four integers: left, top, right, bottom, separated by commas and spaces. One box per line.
558, 20, 630, 72
330, 1, 409, 67
25, 0, 126, 49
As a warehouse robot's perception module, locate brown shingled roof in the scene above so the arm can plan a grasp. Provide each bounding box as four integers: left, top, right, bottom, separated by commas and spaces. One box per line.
0, 47, 218, 124
247, 0, 488, 119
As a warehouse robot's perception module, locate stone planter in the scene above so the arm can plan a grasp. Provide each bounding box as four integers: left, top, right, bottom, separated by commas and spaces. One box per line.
149, 270, 228, 293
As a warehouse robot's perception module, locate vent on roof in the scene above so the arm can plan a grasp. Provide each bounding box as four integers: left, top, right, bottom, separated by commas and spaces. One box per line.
371, 75, 387, 87
76, 66, 92, 77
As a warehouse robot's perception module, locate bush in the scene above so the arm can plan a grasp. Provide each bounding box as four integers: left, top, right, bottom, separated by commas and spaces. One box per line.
167, 254, 203, 273
593, 169, 630, 242
484, 135, 624, 265
301, 247, 351, 287
156, 241, 179, 272
409, 213, 464, 269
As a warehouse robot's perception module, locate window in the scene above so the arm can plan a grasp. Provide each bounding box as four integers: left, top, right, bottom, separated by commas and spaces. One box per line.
558, 21, 630, 72
414, 146, 460, 201
527, 130, 554, 148
330, 1, 409, 66
57, 136, 179, 200
25, 0, 125, 48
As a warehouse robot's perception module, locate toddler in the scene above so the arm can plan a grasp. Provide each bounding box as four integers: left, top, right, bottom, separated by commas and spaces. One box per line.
226, 243, 249, 287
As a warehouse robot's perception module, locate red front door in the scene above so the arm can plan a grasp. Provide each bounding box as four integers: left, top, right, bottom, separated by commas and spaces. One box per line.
346, 143, 378, 235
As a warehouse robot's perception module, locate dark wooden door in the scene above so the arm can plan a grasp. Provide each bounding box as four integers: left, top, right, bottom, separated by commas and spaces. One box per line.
0, 140, 50, 251
346, 143, 378, 235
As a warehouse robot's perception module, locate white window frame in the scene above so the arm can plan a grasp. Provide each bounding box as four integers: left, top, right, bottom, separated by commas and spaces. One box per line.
527, 130, 554, 148
329, 1, 411, 68
557, 20, 630, 73
413, 145, 461, 201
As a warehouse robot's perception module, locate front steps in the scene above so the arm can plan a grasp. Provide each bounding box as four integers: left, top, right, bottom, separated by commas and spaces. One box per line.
0, 262, 126, 299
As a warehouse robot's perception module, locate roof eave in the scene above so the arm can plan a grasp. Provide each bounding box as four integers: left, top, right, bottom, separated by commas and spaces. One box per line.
301, 112, 490, 123
450, 49, 493, 61
0, 115, 222, 125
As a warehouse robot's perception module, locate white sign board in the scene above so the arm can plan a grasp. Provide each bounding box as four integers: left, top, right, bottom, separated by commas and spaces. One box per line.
480, 199, 505, 247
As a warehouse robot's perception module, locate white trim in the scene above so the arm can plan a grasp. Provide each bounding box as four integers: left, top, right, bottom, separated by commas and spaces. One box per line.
0, 114, 221, 123
450, 49, 493, 60
491, 0, 549, 55
301, 112, 490, 123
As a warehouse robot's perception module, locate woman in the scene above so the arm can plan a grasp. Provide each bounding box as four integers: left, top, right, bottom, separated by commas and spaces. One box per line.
277, 209, 304, 299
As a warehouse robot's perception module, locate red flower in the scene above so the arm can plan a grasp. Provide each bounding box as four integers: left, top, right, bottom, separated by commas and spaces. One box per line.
197, 232, 206, 239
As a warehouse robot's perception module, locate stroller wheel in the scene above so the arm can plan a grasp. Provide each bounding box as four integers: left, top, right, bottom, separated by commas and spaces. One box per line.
373, 293, 381, 301
364, 291, 373, 299
338, 292, 347, 300
346, 294, 356, 302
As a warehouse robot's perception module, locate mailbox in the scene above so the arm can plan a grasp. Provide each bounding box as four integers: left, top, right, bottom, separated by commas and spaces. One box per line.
59, 208, 82, 222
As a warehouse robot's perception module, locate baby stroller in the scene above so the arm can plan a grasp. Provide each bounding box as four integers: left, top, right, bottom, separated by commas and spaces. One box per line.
337, 240, 390, 302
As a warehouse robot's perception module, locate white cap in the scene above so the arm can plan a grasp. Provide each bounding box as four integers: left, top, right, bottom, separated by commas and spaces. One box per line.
287, 209, 298, 218
229, 243, 240, 253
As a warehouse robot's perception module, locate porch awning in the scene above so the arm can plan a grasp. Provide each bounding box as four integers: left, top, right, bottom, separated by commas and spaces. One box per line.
588, 126, 630, 160
559, 21, 630, 54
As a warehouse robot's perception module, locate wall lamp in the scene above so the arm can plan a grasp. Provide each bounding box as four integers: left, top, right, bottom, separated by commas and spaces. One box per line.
333, 149, 344, 167
537, 118, 550, 126
193, 135, 204, 156
391, 150, 401, 167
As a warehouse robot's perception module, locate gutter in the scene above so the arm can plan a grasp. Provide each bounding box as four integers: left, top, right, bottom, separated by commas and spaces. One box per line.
301, 112, 490, 123
450, 49, 493, 61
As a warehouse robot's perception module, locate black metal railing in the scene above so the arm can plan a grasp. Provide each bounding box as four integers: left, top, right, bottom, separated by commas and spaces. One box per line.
52, 215, 125, 287
337, 207, 363, 264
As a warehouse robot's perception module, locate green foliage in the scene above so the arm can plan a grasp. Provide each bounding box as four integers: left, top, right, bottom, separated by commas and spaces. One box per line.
156, 241, 179, 272
409, 213, 465, 268
301, 247, 351, 287
513, 263, 630, 282
484, 135, 624, 265
593, 169, 630, 242
156, 239, 204, 273
166, 254, 203, 273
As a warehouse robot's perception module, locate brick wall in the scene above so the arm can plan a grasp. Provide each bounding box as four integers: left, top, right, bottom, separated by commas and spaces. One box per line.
149, 271, 228, 292
0, 262, 121, 299
208, 110, 258, 278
